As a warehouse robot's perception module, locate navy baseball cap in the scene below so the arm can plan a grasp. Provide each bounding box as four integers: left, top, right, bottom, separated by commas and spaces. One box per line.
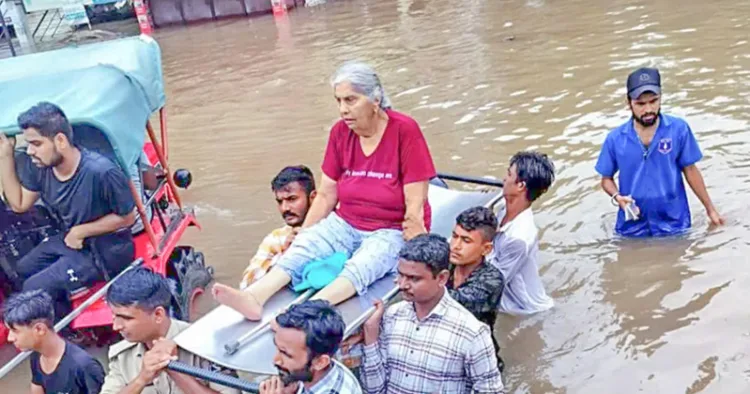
627, 67, 661, 99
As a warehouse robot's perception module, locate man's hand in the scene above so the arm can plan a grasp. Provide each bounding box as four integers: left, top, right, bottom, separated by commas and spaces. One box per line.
707, 208, 725, 226
341, 331, 363, 354
136, 341, 177, 385
151, 338, 178, 357
402, 219, 426, 241
614, 195, 640, 216
259, 376, 296, 394
362, 300, 385, 345
64, 226, 85, 250
0, 134, 16, 161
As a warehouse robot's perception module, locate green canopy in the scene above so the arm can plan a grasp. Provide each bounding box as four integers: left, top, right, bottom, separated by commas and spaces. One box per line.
0, 35, 165, 170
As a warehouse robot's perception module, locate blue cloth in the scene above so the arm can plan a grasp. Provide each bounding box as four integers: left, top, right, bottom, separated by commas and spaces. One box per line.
0, 36, 163, 171
276, 212, 403, 296
293, 252, 348, 292
595, 114, 703, 237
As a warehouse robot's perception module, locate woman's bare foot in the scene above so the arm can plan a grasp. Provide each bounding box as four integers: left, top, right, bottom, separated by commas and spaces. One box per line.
212, 283, 263, 321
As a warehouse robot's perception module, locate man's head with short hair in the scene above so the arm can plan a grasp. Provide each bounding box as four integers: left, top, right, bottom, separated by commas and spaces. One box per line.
450, 207, 497, 267
272, 300, 345, 386
106, 267, 173, 344
397, 234, 451, 304
2, 290, 56, 351
271, 165, 317, 227
17, 102, 76, 168
503, 151, 555, 204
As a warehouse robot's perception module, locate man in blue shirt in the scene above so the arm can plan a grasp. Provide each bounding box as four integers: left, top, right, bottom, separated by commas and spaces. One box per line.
595, 67, 723, 237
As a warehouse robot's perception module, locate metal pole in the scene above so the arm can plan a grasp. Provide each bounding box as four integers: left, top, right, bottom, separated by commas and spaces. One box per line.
437, 172, 504, 188
0, 258, 144, 380
0, 0, 16, 56
167, 361, 260, 393
6, 0, 35, 53
224, 288, 315, 355
31, 9, 46, 38
343, 287, 400, 339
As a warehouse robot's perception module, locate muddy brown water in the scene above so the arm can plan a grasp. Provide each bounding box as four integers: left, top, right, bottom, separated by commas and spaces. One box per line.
3, 0, 750, 392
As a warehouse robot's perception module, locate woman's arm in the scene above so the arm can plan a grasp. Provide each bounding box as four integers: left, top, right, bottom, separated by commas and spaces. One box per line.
402, 180, 429, 240
302, 173, 338, 228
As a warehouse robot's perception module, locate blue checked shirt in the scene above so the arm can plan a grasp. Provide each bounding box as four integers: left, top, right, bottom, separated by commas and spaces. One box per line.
295, 360, 362, 394
361, 291, 504, 394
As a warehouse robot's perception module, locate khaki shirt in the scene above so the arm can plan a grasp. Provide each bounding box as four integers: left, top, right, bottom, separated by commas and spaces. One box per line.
100, 319, 241, 394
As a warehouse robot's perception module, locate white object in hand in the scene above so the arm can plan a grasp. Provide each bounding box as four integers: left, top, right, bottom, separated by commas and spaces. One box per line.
624, 201, 640, 221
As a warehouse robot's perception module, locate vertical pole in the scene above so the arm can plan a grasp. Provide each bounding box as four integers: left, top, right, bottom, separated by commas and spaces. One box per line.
133, 0, 152, 35
160, 108, 168, 161
6, 0, 35, 53
146, 121, 183, 209
158, 109, 173, 202
129, 180, 160, 256
271, 0, 287, 16
0, 1, 16, 56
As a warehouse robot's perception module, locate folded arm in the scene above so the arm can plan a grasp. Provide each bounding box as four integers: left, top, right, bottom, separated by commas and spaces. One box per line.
74, 212, 136, 240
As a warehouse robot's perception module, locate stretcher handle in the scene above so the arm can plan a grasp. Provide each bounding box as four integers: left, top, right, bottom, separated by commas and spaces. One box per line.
343, 286, 401, 339
0, 258, 144, 380
224, 288, 316, 355
437, 172, 504, 188
167, 360, 260, 393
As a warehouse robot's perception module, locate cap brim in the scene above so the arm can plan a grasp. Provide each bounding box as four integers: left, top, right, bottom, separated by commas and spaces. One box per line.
628, 85, 661, 99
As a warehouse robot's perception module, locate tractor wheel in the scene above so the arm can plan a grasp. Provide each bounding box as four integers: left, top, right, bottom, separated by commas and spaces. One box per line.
166, 246, 214, 322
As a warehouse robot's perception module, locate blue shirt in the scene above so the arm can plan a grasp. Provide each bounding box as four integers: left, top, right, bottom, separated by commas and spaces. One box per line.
595, 114, 703, 237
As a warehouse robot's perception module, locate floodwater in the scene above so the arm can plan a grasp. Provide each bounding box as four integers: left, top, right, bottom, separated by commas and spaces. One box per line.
3, 0, 750, 392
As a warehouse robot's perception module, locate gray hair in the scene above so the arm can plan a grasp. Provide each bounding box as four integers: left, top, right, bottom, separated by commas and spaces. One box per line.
330, 61, 392, 110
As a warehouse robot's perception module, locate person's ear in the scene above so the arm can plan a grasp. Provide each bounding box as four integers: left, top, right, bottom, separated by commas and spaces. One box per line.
436, 269, 450, 286
311, 354, 331, 372
33, 322, 49, 337
481, 240, 493, 256
153, 306, 168, 324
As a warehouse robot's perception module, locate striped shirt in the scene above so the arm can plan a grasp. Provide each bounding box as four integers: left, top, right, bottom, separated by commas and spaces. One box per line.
295, 360, 362, 394
240, 225, 293, 289
361, 291, 504, 394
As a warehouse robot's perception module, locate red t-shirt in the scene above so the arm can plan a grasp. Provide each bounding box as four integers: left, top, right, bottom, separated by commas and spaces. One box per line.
322, 110, 437, 232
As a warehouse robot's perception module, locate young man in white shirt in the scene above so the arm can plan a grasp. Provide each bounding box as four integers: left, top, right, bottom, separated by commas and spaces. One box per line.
490, 151, 556, 315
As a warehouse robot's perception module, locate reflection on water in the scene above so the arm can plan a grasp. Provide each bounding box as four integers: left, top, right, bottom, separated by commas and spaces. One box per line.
3, 0, 750, 392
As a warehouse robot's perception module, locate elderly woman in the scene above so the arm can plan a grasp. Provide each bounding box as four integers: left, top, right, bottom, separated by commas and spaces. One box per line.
213, 62, 436, 320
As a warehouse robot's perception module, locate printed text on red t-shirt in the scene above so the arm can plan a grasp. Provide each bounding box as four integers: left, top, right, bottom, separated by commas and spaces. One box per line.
343, 169, 394, 180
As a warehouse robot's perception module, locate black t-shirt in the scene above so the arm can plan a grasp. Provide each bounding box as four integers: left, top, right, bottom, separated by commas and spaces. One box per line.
18, 149, 135, 232
30, 341, 105, 394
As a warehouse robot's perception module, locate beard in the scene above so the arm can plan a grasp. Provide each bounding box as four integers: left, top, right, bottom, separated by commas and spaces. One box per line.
633, 108, 660, 127
31, 151, 63, 168
276, 359, 315, 386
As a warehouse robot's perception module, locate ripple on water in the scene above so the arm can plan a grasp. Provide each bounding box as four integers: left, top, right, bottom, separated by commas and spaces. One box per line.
75, 1, 750, 394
